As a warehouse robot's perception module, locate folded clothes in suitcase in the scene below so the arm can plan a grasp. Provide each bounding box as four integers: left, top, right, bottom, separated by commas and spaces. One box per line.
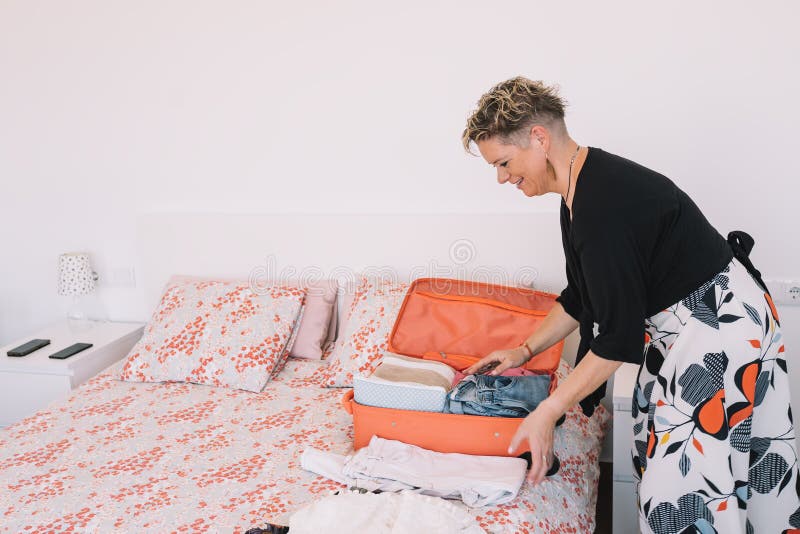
342, 277, 563, 457
353, 352, 457, 413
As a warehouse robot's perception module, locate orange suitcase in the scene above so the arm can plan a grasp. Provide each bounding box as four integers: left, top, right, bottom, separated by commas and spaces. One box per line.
341, 278, 564, 457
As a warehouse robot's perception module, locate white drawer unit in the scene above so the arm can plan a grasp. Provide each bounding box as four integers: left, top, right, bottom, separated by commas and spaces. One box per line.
613, 362, 641, 533
0, 320, 144, 428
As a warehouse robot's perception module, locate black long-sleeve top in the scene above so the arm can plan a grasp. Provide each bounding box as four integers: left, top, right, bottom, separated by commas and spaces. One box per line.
556, 147, 733, 414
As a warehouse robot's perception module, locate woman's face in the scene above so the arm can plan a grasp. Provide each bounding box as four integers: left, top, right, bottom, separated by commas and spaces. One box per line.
476, 135, 549, 197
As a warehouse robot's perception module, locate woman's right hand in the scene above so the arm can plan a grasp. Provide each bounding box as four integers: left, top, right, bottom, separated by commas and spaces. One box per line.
463, 346, 531, 376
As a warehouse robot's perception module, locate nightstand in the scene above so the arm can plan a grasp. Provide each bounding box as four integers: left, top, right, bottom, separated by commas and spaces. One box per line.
612, 362, 640, 533
0, 320, 144, 428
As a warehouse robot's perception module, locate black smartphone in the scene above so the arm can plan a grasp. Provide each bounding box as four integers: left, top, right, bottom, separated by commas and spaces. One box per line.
476, 360, 500, 374
7, 339, 51, 357
48, 342, 93, 360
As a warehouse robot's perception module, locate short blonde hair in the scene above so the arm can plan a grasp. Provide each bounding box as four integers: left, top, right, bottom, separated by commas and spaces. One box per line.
462, 77, 567, 153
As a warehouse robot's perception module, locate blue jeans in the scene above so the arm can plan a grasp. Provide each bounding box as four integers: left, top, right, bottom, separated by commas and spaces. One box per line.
443, 374, 551, 417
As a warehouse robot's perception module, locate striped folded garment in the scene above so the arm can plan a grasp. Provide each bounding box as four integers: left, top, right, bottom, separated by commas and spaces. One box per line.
353, 352, 458, 412
368, 352, 457, 390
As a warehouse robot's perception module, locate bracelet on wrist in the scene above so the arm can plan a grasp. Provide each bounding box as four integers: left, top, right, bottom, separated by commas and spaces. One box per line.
520, 341, 534, 361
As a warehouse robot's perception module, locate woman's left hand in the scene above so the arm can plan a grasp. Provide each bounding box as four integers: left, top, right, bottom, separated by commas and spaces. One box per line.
508, 401, 562, 485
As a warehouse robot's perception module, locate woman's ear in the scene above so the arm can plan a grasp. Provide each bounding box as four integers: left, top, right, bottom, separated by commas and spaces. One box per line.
528, 126, 539, 147
529, 125, 549, 153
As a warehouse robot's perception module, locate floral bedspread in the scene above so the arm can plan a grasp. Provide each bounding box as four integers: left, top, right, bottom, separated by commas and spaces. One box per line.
0, 358, 609, 533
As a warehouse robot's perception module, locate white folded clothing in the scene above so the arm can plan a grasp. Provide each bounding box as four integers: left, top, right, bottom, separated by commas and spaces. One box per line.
353, 352, 458, 412
288, 490, 486, 534
373, 351, 457, 389
356, 373, 449, 391
300, 446, 413, 493
301, 436, 528, 507
353, 375, 450, 412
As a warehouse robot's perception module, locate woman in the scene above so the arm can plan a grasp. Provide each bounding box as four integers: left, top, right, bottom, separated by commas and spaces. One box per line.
461, 77, 799, 533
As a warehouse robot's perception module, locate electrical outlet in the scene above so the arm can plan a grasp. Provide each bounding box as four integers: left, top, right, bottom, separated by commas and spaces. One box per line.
765, 278, 800, 306
790, 286, 800, 303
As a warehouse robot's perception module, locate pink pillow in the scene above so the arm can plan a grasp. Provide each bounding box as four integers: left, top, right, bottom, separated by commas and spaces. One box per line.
326, 286, 356, 359
322, 276, 410, 387
289, 278, 338, 359
163, 275, 338, 360
120, 279, 306, 392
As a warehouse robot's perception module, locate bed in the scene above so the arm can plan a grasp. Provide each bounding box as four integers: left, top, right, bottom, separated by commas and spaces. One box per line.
0, 351, 608, 533
1, 213, 611, 532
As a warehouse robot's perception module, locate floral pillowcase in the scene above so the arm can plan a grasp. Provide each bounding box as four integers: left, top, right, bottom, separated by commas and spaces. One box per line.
120, 279, 305, 392
322, 276, 410, 387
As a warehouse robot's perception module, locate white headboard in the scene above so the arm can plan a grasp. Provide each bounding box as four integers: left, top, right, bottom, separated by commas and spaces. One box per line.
135, 212, 568, 316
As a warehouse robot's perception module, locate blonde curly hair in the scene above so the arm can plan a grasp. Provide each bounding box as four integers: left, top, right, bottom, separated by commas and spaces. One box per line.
462, 77, 568, 154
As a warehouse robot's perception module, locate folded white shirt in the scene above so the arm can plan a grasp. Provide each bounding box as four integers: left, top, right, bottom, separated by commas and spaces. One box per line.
300, 446, 413, 493
301, 436, 528, 507
288, 490, 486, 534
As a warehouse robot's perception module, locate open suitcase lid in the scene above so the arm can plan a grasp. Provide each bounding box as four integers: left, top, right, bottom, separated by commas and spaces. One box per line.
387, 278, 563, 373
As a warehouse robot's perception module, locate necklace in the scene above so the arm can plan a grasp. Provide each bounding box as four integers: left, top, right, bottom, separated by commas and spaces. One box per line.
564, 144, 581, 204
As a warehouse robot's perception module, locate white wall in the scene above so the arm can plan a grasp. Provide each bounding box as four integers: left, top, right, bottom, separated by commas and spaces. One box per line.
2, 2, 798, 404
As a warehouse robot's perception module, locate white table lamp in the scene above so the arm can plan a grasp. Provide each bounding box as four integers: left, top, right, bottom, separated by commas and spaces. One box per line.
58, 252, 99, 321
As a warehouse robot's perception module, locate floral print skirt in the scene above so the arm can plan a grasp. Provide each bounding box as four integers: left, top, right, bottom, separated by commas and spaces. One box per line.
632, 257, 800, 533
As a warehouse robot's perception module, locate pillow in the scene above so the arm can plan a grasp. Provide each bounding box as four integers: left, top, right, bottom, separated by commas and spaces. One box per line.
288, 278, 337, 359
322, 276, 410, 387
325, 285, 356, 359
120, 279, 306, 392
161, 275, 338, 360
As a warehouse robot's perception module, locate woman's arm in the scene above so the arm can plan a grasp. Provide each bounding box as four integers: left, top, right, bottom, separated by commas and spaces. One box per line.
536, 350, 622, 422
524, 302, 581, 356
509, 350, 623, 484
464, 302, 580, 375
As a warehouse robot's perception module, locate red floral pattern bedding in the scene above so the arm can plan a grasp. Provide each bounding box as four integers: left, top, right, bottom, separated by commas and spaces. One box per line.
0, 358, 609, 533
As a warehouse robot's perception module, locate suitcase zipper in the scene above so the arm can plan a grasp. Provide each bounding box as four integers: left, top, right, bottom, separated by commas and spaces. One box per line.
414, 290, 548, 317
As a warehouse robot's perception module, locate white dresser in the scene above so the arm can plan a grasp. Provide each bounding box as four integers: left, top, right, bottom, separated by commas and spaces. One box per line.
0, 320, 144, 428
613, 362, 641, 533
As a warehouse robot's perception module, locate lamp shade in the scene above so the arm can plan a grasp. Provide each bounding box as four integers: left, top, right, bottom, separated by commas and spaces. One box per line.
58, 253, 97, 296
